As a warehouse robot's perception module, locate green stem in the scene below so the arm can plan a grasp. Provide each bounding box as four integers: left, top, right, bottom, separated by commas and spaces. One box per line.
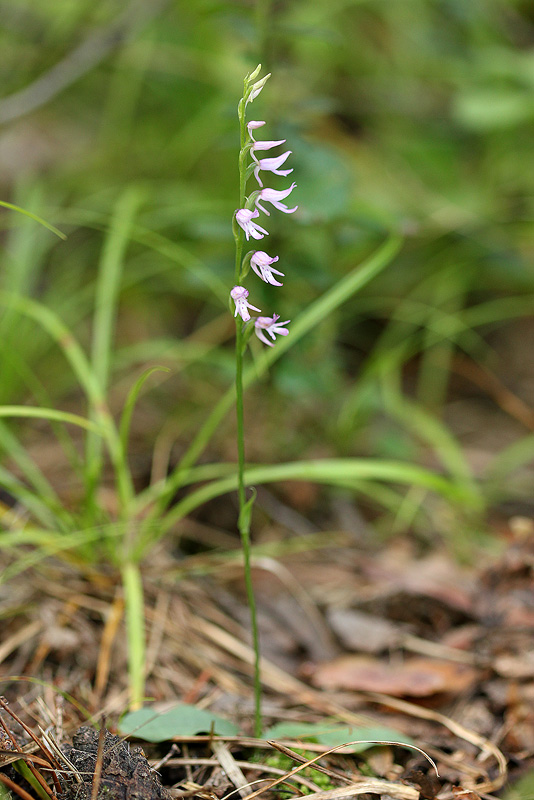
234, 74, 262, 736
235, 328, 246, 510
235, 322, 262, 736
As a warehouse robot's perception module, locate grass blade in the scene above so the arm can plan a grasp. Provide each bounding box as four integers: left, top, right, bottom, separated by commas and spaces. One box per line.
119, 366, 170, 456
0, 200, 66, 239
122, 561, 145, 709
133, 456, 477, 557
136, 233, 403, 516
0, 467, 60, 529
0, 422, 63, 509
85, 187, 143, 509
0, 292, 128, 509
0, 405, 103, 432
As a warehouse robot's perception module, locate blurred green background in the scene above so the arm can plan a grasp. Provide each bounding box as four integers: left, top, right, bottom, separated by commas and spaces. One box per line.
1, 0, 534, 540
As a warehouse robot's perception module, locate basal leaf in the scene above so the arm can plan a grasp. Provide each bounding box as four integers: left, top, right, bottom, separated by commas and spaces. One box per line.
119, 704, 239, 742
264, 721, 413, 753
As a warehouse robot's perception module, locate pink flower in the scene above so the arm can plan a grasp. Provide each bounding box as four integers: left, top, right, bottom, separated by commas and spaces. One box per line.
248, 121, 287, 164
235, 208, 269, 240
253, 151, 293, 187
254, 314, 290, 346
250, 251, 284, 286
255, 183, 298, 216
252, 139, 287, 154
247, 120, 266, 141
230, 286, 261, 322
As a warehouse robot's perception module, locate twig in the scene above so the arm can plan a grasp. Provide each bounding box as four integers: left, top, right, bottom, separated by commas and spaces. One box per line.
0, 772, 37, 800
212, 740, 249, 799
363, 692, 507, 793
160, 757, 323, 793
269, 741, 354, 784
90, 721, 107, 800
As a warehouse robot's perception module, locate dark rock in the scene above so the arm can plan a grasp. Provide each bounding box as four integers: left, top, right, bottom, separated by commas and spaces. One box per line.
61, 726, 170, 800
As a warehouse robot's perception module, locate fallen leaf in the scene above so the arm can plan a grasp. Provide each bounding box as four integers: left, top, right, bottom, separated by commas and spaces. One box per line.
494, 651, 534, 679
366, 552, 474, 615
310, 655, 479, 696
452, 787, 483, 800
327, 608, 403, 653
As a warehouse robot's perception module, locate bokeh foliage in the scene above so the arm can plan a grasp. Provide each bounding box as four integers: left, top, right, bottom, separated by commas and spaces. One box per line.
1, 0, 534, 532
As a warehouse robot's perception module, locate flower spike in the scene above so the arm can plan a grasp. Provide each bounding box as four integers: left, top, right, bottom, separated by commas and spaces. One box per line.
250, 251, 284, 286
236, 208, 269, 240
231, 286, 261, 322
233, 69, 296, 349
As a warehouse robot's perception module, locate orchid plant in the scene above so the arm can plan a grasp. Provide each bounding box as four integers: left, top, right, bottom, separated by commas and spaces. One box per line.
231, 65, 296, 734
0, 52, 481, 727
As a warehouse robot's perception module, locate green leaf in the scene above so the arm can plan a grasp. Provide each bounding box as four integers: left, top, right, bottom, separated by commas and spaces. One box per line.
118, 704, 240, 742
264, 721, 413, 753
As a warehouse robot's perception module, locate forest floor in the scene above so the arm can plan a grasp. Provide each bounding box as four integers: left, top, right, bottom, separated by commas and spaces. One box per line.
1, 509, 533, 800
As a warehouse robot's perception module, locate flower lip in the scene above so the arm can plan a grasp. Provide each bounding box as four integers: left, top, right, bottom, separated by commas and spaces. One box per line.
254, 314, 290, 346
251, 138, 287, 152
255, 183, 298, 216
250, 251, 284, 286
247, 120, 266, 140
235, 208, 269, 240
231, 285, 248, 300
230, 285, 261, 322
253, 151, 293, 187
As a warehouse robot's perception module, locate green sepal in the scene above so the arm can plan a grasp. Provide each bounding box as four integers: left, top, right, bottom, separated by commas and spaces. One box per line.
239, 251, 253, 282
245, 188, 261, 209
232, 212, 242, 246
241, 320, 256, 352
238, 487, 257, 535
245, 162, 257, 182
